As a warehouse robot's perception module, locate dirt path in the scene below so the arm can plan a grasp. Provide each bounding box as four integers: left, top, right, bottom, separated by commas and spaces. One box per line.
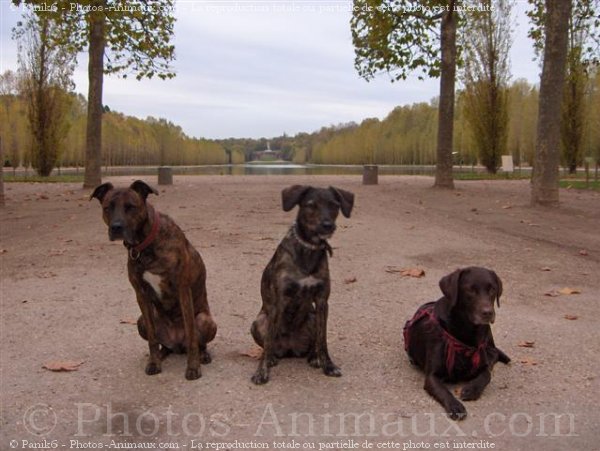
1, 175, 599, 451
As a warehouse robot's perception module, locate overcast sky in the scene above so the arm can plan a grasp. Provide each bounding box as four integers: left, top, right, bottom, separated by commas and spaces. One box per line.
0, 0, 539, 139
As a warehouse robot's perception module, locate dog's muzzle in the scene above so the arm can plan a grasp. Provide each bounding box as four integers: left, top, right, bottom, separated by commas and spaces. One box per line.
109, 222, 125, 241
317, 221, 336, 238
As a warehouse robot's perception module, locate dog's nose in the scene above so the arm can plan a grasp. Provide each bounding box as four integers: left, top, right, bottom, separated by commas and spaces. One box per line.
481, 307, 495, 322
110, 223, 124, 235
321, 221, 335, 233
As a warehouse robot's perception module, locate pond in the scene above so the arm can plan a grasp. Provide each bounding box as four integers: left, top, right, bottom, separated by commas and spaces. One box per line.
93, 163, 498, 177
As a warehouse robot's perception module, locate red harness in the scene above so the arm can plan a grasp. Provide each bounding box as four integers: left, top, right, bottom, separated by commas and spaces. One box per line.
404, 303, 489, 377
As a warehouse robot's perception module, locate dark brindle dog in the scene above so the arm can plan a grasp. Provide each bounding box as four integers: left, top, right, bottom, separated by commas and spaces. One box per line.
91, 180, 217, 380
403, 267, 510, 420
250, 185, 354, 384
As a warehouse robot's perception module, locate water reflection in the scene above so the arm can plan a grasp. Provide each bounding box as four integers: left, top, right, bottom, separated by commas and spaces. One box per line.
39, 163, 504, 178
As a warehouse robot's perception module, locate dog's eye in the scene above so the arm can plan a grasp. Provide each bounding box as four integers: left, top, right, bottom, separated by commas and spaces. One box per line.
124, 203, 136, 212
305, 200, 316, 208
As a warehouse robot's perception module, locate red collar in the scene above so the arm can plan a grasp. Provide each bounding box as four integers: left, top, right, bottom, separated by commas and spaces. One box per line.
129, 209, 160, 260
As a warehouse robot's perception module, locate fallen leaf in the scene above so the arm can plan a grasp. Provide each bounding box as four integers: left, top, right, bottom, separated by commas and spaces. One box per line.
540, 267, 551, 272
240, 347, 263, 360
518, 341, 535, 348
519, 357, 538, 366
579, 249, 589, 256
558, 287, 581, 295
564, 314, 579, 321
344, 276, 357, 284
43, 360, 84, 372
120, 318, 137, 325
401, 268, 425, 278
0, 249, 7, 254
385, 267, 425, 278
544, 290, 560, 297
501, 205, 512, 209
38, 194, 49, 200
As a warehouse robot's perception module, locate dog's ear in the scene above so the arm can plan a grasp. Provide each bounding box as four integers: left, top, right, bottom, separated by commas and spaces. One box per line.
130, 180, 158, 202
329, 186, 354, 218
90, 182, 114, 202
282, 185, 310, 212
437, 268, 463, 322
490, 269, 503, 307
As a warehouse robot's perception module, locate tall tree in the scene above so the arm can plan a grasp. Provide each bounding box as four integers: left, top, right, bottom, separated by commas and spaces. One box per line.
561, 42, 587, 173
560, 1, 600, 173
16, 13, 75, 176
461, 0, 513, 174
14, 0, 176, 187
528, 0, 600, 175
351, 0, 461, 188
530, 0, 572, 206
0, 137, 4, 207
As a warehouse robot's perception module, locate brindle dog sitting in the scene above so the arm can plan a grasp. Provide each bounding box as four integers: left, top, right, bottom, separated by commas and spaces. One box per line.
251, 185, 354, 385
91, 180, 217, 380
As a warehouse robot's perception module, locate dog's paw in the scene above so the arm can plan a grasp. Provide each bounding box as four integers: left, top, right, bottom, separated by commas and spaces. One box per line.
201, 351, 212, 364
460, 384, 483, 401
323, 363, 342, 377
446, 399, 467, 421
185, 367, 202, 380
251, 369, 270, 385
145, 362, 161, 376
307, 354, 321, 368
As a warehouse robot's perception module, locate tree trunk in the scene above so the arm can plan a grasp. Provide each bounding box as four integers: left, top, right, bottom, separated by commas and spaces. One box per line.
0, 136, 5, 207
434, 9, 457, 189
531, 0, 571, 206
83, 9, 105, 189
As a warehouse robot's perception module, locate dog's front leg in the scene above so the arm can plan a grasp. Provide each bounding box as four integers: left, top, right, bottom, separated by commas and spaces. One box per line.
129, 269, 162, 375
179, 282, 201, 380
460, 368, 491, 401
309, 293, 341, 377
252, 306, 279, 385
424, 373, 467, 420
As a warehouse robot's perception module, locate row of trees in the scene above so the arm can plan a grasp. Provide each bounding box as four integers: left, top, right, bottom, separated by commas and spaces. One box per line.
3, 66, 597, 175
311, 72, 599, 168
0, 78, 227, 170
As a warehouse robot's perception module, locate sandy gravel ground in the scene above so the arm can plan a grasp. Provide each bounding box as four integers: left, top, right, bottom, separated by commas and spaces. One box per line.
1, 175, 599, 451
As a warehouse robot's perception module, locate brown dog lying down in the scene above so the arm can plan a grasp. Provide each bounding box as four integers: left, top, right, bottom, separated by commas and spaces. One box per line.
251, 185, 354, 384
91, 180, 217, 380
404, 267, 510, 420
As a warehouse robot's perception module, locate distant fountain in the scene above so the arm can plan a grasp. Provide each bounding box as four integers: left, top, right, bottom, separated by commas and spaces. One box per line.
253, 140, 281, 161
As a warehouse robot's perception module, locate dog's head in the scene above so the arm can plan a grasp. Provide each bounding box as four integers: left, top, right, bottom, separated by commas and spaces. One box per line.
90, 180, 158, 243
437, 267, 503, 326
281, 185, 354, 242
